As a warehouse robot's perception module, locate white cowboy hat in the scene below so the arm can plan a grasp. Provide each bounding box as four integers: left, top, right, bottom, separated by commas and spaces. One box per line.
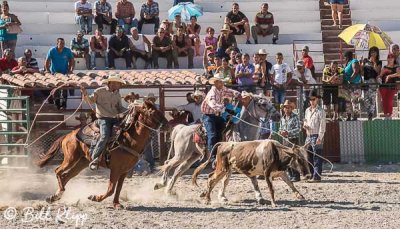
220, 24, 232, 32
208, 73, 225, 84
258, 48, 268, 55
241, 91, 253, 98
191, 90, 205, 99
104, 74, 126, 84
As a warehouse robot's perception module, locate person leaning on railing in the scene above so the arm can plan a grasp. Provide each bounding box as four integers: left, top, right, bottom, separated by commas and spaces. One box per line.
343, 50, 362, 121
378, 53, 400, 120
322, 61, 343, 120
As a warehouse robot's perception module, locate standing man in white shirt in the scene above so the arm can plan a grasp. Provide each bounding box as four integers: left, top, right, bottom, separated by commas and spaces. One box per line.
75, 0, 93, 34
269, 52, 292, 106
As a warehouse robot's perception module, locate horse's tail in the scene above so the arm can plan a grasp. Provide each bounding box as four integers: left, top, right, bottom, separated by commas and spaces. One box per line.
192, 145, 213, 187
36, 135, 65, 168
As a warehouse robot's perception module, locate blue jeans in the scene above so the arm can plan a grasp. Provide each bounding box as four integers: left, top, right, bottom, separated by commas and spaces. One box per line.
118, 18, 138, 35
202, 114, 226, 158
272, 87, 286, 105
76, 15, 93, 33
90, 50, 108, 68
91, 117, 118, 160
305, 134, 323, 180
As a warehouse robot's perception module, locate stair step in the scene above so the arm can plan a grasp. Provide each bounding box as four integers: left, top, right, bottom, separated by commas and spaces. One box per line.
320, 8, 350, 15
320, 14, 351, 20
323, 36, 344, 42
321, 25, 351, 31
323, 42, 353, 49
321, 19, 352, 26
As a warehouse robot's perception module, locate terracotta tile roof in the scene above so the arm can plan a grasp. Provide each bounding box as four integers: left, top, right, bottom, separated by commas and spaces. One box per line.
0, 70, 208, 88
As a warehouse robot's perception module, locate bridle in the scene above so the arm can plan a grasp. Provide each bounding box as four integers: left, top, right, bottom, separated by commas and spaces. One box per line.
122, 104, 168, 133
244, 97, 277, 124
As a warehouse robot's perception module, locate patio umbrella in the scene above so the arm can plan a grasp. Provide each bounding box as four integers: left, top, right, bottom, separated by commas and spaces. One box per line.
338, 24, 393, 49
168, 2, 203, 21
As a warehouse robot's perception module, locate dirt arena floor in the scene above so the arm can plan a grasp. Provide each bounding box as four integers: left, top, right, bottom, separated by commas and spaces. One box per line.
1, 164, 400, 228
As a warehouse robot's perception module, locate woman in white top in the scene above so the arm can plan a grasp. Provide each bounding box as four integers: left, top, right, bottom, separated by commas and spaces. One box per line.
128, 27, 152, 69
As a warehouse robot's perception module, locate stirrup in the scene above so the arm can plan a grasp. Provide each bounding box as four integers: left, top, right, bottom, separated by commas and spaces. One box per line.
89, 158, 99, 170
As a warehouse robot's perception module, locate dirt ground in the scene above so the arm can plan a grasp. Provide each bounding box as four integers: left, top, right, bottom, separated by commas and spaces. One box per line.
1, 164, 400, 229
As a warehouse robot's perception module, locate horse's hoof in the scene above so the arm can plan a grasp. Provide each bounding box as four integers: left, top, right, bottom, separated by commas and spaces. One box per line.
88, 195, 97, 202
257, 198, 267, 205
154, 183, 163, 190
296, 193, 305, 200
113, 203, 124, 210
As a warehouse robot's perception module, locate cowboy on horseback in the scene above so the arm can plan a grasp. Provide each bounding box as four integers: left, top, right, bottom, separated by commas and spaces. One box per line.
81, 74, 127, 170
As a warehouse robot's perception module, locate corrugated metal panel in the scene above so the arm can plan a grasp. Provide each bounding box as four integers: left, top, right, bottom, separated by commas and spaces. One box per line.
363, 120, 400, 163
323, 122, 340, 162
339, 121, 365, 163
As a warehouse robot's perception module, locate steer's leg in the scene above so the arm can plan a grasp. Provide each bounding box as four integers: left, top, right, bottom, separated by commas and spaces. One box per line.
249, 176, 267, 205
218, 170, 232, 203
264, 170, 277, 207
203, 169, 227, 204
276, 171, 305, 200
154, 158, 183, 190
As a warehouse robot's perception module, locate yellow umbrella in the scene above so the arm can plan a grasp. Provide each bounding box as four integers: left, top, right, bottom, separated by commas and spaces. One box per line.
338, 24, 393, 49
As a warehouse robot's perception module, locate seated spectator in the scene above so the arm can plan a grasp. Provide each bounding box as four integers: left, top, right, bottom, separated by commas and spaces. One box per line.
75, 0, 93, 34
186, 16, 201, 56
292, 60, 316, 110
138, 0, 160, 34
108, 26, 132, 69
90, 28, 108, 70
204, 27, 217, 55
203, 51, 215, 77
172, 26, 194, 69
11, 57, 39, 74
152, 28, 173, 69
177, 89, 204, 123
170, 14, 186, 35
270, 52, 292, 105
217, 24, 237, 59
251, 3, 279, 44
94, 0, 117, 34
302, 45, 315, 78
235, 53, 255, 93
0, 48, 17, 73
173, 0, 193, 6
216, 57, 235, 85
161, 19, 172, 37
24, 49, 39, 70
128, 27, 152, 69
71, 30, 90, 70
0, 1, 21, 56
225, 3, 251, 44
115, 0, 138, 35
379, 54, 400, 119
322, 61, 343, 120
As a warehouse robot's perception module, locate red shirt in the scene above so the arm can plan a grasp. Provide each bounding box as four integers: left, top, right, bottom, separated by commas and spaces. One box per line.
0, 58, 18, 72
303, 55, 314, 69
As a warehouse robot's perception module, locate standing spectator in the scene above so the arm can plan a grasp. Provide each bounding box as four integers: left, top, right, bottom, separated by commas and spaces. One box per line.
128, 27, 152, 69
224, 3, 251, 44
379, 54, 399, 119
217, 24, 237, 59
0, 1, 21, 55
177, 90, 204, 123
71, 30, 90, 70
322, 61, 343, 120
173, 0, 193, 6
270, 52, 292, 106
151, 28, 174, 69
75, 0, 93, 34
204, 27, 217, 55
279, 100, 301, 182
0, 48, 17, 73
203, 51, 216, 77
343, 50, 362, 120
44, 38, 75, 110
252, 53, 263, 88
361, 46, 381, 120
201, 73, 240, 166
24, 49, 39, 70
108, 26, 132, 69
257, 48, 272, 88
303, 89, 326, 182
302, 46, 316, 78
235, 53, 255, 93
138, 0, 160, 34
292, 60, 316, 111
172, 26, 194, 69
389, 44, 400, 65
186, 16, 201, 56
330, 0, 344, 29
94, 0, 117, 35
11, 57, 39, 74
115, 0, 137, 35
216, 57, 235, 85
170, 14, 186, 35
90, 28, 108, 70
228, 49, 238, 67
251, 3, 279, 44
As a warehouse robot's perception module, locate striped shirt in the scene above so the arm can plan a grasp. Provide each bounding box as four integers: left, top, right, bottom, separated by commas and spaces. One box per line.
304, 105, 326, 141
255, 12, 274, 28
201, 86, 239, 115
26, 57, 39, 69
94, 1, 112, 14
71, 38, 89, 51
279, 112, 300, 139
140, 1, 159, 18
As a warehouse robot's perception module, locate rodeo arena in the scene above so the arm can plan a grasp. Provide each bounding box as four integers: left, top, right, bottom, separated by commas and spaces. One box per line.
2, 0, 400, 228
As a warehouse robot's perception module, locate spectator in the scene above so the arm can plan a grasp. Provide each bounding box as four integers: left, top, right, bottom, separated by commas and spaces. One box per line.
379, 54, 399, 119
303, 89, 326, 183
235, 53, 255, 93
138, 0, 160, 34
224, 3, 251, 44
74, 112, 90, 129
217, 24, 237, 59
94, 0, 117, 34
389, 44, 400, 65
173, 0, 193, 6
203, 51, 216, 77
115, 0, 137, 35
251, 3, 279, 44
322, 61, 343, 120
11, 57, 39, 74
24, 49, 39, 70
216, 57, 235, 85
161, 19, 172, 37
0, 48, 17, 73
343, 50, 362, 120
177, 89, 204, 123
71, 30, 90, 70
257, 48, 273, 90
361, 46, 381, 120
302, 45, 316, 78
170, 14, 186, 35
75, 0, 93, 34
252, 53, 263, 87
228, 49, 238, 67
152, 28, 174, 69
0, 1, 21, 55
128, 27, 152, 69
330, 0, 344, 29
172, 26, 194, 69
90, 28, 108, 70
293, 60, 316, 111
204, 27, 217, 55
279, 100, 301, 182
44, 38, 75, 110
108, 26, 132, 69
270, 52, 292, 106
186, 16, 201, 56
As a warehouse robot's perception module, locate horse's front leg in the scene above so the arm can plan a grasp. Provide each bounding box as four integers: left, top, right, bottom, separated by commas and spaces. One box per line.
88, 170, 119, 203
113, 172, 128, 209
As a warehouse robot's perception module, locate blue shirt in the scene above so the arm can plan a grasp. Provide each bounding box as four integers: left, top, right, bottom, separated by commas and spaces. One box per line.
0, 18, 17, 41
46, 47, 74, 74
222, 103, 241, 124
344, 59, 361, 84
235, 63, 255, 86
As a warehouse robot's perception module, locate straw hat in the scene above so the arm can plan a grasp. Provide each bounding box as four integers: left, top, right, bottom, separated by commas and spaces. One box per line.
241, 91, 253, 98
191, 90, 205, 99
208, 73, 225, 84
258, 48, 268, 55
220, 24, 232, 32
281, 100, 295, 109
104, 74, 126, 84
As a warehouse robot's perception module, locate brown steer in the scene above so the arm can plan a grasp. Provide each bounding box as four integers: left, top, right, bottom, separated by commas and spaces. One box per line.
193, 140, 311, 207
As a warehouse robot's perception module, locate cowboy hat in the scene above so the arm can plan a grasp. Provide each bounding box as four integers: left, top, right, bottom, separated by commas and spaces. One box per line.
258, 48, 268, 55
280, 100, 295, 109
220, 24, 232, 32
144, 92, 158, 99
296, 60, 305, 67
191, 90, 205, 99
208, 73, 225, 84
241, 91, 253, 98
104, 74, 126, 84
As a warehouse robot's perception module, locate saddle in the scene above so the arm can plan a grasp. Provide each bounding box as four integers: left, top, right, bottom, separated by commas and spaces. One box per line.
193, 124, 207, 145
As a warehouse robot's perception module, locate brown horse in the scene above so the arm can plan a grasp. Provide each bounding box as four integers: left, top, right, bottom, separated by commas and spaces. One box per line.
36, 99, 169, 209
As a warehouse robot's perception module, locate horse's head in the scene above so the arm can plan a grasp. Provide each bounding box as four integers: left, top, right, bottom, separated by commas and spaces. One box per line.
139, 100, 169, 132
251, 94, 281, 122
